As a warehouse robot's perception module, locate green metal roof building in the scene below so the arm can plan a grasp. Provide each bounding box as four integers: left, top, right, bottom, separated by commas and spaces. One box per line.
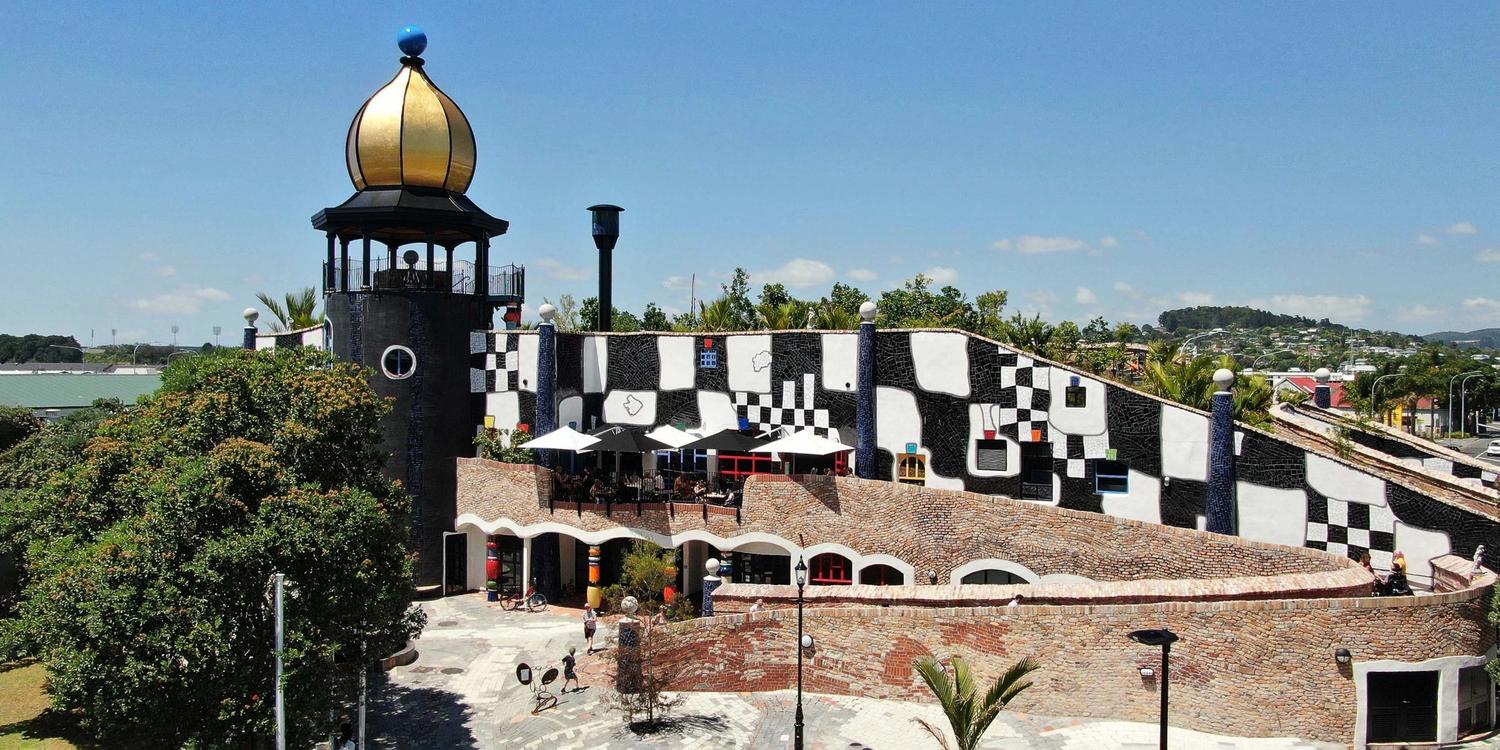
0, 374, 161, 414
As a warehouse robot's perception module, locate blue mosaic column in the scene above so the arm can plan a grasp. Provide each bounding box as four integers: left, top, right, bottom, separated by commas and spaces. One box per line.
855, 301, 878, 479
616, 619, 642, 693
701, 558, 723, 617
536, 305, 558, 469
241, 308, 258, 350
1313, 367, 1332, 409
1207, 368, 1237, 535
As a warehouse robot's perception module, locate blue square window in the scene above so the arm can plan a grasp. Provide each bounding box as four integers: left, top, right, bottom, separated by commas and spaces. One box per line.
1094, 460, 1129, 494
699, 350, 718, 368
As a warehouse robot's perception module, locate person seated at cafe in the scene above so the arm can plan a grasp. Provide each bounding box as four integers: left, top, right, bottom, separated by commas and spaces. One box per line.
589, 478, 612, 503
653, 473, 665, 493
693, 479, 708, 499
834, 464, 851, 477
673, 473, 692, 502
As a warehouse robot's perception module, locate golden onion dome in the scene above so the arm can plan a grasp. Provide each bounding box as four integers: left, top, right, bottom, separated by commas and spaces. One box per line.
345, 29, 476, 194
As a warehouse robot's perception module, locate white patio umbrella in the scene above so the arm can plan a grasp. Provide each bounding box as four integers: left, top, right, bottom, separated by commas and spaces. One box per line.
644, 424, 700, 449
518, 425, 600, 452
751, 429, 854, 456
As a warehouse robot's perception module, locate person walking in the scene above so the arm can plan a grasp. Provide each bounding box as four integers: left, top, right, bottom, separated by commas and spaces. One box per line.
561, 646, 580, 693
583, 604, 598, 655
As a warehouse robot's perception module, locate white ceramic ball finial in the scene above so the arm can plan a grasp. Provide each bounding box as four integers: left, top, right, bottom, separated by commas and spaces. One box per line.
620, 595, 639, 617
705, 558, 721, 577
243, 308, 260, 324
1314, 367, 1331, 383
537, 303, 557, 323
1213, 368, 1235, 391
858, 301, 877, 322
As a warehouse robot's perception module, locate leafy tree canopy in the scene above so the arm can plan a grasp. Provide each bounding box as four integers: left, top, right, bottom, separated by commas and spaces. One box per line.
5, 348, 422, 748
0, 334, 83, 364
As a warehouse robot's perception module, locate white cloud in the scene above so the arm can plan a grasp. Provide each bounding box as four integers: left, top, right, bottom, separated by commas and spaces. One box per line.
140, 252, 159, 263
1448, 221, 1479, 236
533, 258, 590, 281
661, 275, 693, 291
1099, 236, 1119, 248
1397, 304, 1444, 321
157, 265, 177, 278
847, 268, 878, 282
1247, 294, 1372, 323
993, 235, 1088, 254
922, 266, 959, 285
1074, 286, 1099, 305
1112, 281, 1138, 296
1176, 291, 1215, 306
1463, 297, 1500, 319
755, 258, 836, 288
1477, 248, 1500, 263
133, 287, 231, 315
1417, 234, 1439, 245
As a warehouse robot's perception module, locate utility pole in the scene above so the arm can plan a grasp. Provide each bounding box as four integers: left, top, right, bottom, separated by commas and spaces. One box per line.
269, 573, 286, 750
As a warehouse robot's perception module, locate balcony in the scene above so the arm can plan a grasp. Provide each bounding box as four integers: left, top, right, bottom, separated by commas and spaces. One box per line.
324, 257, 524, 304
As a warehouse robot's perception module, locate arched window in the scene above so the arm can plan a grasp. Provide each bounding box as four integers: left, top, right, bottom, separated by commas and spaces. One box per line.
858, 564, 904, 586
808, 553, 853, 586
960, 569, 1027, 585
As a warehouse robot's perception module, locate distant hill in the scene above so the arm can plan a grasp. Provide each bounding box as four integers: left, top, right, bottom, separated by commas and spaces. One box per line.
1424, 328, 1500, 349
1158, 306, 1342, 333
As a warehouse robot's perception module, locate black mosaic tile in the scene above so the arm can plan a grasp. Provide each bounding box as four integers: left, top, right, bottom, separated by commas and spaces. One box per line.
606, 335, 660, 389
1235, 430, 1305, 490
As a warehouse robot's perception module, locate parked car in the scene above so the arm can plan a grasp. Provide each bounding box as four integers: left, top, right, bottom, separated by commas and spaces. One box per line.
1484, 440, 1500, 457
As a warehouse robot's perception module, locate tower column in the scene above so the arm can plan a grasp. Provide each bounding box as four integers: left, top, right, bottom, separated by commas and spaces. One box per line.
361, 233, 372, 289
1207, 368, 1237, 535
339, 237, 351, 291
536, 304, 558, 469
325, 233, 336, 291
855, 301, 878, 479
426, 235, 436, 290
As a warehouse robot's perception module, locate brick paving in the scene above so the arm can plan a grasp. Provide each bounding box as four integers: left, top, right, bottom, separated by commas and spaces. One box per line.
363, 593, 1355, 749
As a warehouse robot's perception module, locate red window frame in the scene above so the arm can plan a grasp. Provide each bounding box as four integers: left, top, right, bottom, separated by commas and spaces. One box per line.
809, 553, 853, 585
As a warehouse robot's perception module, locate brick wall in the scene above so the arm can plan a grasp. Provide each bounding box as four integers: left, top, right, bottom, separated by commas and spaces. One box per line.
648, 581, 1496, 745
457, 460, 1354, 582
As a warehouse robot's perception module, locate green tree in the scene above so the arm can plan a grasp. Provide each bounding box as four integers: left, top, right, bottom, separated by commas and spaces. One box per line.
1000, 313, 1056, 358
696, 298, 740, 332
8, 348, 423, 747
877, 275, 976, 329
912, 655, 1038, 750
821, 282, 870, 316
1082, 316, 1112, 344
543, 294, 581, 331
601, 541, 679, 616
579, 296, 642, 332
974, 291, 1009, 339
0, 335, 84, 364
1112, 322, 1141, 343
641, 303, 672, 331
720, 268, 758, 330
255, 287, 326, 332
758, 282, 792, 309
0, 406, 41, 453
475, 427, 536, 463
812, 303, 861, 330
758, 300, 811, 330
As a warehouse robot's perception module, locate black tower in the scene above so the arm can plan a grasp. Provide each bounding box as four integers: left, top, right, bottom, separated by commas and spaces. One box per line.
312, 29, 523, 586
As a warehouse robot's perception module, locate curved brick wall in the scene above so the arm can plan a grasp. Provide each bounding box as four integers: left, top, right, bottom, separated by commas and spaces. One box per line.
649, 582, 1495, 745
457, 459, 1356, 582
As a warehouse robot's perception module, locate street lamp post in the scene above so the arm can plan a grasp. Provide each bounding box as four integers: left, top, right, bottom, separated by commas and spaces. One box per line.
1249, 348, 1294, 371
267, 573, 287, 750
1181, 328, 1226, 356
1129, 628, 1180, 750
1448, 371, 1483, 437
1371, 373, 1402, 425
794, 556, 808, 750
1461, 373, 1488, 437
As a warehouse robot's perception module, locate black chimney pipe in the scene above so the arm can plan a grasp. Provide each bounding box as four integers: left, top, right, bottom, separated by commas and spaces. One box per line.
588, 204, 623, 332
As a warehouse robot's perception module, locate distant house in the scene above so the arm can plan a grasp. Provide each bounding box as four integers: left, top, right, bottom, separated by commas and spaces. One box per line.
1276, 375, 1357, 414
0, 373, 161, 420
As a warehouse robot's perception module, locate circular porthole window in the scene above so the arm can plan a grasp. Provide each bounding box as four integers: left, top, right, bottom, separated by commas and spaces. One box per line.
381, 345, 416, 380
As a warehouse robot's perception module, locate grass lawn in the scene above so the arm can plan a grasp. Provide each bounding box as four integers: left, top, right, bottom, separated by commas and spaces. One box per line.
0, 661, 88, 750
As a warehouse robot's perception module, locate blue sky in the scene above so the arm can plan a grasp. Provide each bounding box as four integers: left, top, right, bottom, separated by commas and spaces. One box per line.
2, 2, 1497, 346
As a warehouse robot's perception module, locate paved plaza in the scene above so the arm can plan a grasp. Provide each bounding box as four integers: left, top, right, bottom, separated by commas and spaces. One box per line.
364, 594, 1362, 749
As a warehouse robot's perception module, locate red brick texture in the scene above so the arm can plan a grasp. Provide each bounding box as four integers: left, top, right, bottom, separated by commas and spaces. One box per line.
457, 460, 1356, 582
650, 582, 1496, 745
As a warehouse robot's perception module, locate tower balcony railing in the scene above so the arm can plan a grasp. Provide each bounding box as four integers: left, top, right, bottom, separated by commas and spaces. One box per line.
324, 258, 524, 302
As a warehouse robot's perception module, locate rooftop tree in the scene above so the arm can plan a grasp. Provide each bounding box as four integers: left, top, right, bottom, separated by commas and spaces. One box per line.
7, 348, 423, 748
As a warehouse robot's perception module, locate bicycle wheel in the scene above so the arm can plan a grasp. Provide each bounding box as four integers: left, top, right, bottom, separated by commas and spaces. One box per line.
529, 594, 548, 613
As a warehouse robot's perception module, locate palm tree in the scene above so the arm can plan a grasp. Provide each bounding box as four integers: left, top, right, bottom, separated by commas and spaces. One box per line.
255, 288, 325, 332
757, 300, 809, 330
696, 297, 739, 332
1000, 313, 1056, 358
912, 655, 1038, 750
813, 304, 860, 330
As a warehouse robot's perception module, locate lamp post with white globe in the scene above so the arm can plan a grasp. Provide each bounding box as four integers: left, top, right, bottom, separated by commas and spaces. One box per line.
794, 555, 809, 749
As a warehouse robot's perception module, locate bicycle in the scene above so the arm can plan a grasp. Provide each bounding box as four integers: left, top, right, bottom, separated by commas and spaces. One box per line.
499, 585, 549, 613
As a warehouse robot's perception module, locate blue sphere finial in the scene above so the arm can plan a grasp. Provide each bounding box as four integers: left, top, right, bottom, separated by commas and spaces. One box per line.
397, 26, 427, 57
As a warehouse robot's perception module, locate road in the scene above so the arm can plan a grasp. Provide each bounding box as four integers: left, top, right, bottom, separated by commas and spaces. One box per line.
1437, 436, 1500, 464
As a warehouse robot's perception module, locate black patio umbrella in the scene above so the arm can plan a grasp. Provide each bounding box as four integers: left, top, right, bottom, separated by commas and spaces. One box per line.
678, 428, 767, 453
586, 425, 673, 453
